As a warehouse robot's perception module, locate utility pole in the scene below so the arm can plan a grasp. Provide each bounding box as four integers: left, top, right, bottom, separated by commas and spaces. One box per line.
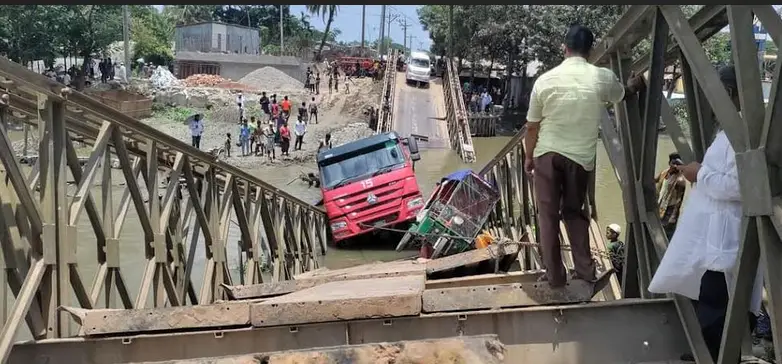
448, 5, 454, 58
387, 11, 400, 54
378, 5, 386, 55
398, 18, 410, 57
361, 5, 366, 56
279, 5, 284, 53
123, 5, 131, 79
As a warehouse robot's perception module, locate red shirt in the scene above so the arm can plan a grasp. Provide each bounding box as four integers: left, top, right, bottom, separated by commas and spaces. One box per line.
281, 100, 291, 112
271, 103, 279, 116
280, 126, 290, 139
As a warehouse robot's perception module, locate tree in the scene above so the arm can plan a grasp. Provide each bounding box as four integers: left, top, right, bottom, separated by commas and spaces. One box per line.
131, 5, 175, 66
57, 6, 123, 89
306, 5, 339, 58
0, 6, 63, 66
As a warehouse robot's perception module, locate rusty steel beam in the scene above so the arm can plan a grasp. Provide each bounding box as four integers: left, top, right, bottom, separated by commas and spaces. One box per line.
9, 299, 689, 364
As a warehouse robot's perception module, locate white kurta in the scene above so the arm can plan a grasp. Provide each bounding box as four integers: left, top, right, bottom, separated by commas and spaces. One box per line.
648, 130, 764, 315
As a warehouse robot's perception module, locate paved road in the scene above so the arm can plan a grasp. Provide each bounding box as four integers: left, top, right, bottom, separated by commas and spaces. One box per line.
392, 72, 450, 149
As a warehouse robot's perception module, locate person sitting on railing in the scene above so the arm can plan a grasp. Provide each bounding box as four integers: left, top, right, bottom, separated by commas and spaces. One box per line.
523, 24, 645, 289
648, 65, 763, 363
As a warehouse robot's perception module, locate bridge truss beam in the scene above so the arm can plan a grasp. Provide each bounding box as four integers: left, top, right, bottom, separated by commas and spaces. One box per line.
592, 5, 782, 364
0, 56, 327, 361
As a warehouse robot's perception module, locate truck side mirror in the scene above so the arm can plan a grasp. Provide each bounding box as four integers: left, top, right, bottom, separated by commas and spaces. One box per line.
407, 137, 420, 155
410, 152, 421, 162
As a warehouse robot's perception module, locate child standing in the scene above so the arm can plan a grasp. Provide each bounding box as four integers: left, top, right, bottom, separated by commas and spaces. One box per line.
224, 133, 232, 157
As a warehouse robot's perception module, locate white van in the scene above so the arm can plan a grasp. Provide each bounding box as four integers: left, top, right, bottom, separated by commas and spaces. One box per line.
406, 51, 431, 87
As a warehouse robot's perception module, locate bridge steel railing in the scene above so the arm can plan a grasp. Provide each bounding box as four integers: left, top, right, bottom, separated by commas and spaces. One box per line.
588, 5, 782, 364
0, 56, 327, 361
442, 57, 476, 162
376, 50, 397, 134
476, 127, 622, 302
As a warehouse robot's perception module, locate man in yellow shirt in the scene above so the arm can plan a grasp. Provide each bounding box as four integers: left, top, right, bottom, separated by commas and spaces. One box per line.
524, 25, 645, 288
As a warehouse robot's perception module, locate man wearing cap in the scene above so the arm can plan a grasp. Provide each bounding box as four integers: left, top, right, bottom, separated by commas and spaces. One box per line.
655, 152, 687, 240
523, 24, 645, 288
605, 224, 624, 284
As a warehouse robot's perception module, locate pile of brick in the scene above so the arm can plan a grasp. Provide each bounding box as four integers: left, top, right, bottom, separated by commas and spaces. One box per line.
182, 74, 229, 87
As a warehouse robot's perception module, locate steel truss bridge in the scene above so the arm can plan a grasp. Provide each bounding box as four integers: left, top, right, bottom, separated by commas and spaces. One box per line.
0, 5, 779, 364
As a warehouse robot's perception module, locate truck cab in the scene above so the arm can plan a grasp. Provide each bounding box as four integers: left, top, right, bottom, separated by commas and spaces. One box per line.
406, 51, 432, 87
318, 132, 424, 245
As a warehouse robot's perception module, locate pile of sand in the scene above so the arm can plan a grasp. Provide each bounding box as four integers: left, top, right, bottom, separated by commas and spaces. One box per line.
239, 66, 304, 91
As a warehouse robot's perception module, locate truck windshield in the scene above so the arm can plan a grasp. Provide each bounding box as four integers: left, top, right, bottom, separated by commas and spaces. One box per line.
410, 58, 429, 69
320, 141, 405, 189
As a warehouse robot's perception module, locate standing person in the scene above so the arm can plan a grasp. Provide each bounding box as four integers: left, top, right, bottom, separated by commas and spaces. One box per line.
318, 132, 332, 152
270, 99, 280, 122
315, 72, 321, 94
224, 133, 232, 158
189, 114, 204, 149
655, 152, 687, 240
279, 122, 291, 156
523, 25, 645, 288
239, 119, 251, 156
648, 65, 763, 363
304, 69, 312, 94
294, 116, 306, 151
333, 68, 340, 93
248, 116, 258, 152
236, 92, 245, 124
298, 102, 309, 124
328, 74, 333, 94
264, 121, 276, 160
259, 92, 271, 120
107, 58, 114, 80
309, 97, 319, 124
281, 96, 292, 121
605, 224, 624, 284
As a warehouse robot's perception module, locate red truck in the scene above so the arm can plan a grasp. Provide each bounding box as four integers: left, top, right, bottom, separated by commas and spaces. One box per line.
318, 132, 424, 246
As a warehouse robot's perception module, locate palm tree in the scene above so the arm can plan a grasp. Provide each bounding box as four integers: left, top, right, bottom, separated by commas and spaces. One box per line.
305, 5, 338, 57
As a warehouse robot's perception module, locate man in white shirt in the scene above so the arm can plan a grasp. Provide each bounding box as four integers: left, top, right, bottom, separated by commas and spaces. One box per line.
648, 65, 763, 363
236, 92, 244, 124
294, 117, 307, 151
189, 114, 205, 149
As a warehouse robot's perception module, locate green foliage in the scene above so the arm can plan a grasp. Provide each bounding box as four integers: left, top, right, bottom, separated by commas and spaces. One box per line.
0, 5, 123, 66
131, 5, 174, 66
305, 5, 339, 57
417, 5, 730, 77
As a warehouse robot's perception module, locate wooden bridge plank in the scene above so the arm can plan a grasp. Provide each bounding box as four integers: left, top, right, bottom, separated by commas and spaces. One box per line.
250, 275, 424, 327
422, 280, 595, 313
425, 243, 520, 276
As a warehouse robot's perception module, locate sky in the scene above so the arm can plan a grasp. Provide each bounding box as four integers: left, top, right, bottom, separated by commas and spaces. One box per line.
289, 5, 432, 51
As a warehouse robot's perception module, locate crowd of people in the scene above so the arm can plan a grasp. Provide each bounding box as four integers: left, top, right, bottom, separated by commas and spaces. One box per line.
525, 23, 770, 362
41, 57, 164, 88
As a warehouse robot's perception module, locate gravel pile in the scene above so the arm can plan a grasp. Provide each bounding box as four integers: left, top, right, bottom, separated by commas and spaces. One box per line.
239, 67, 304, 91
150, 67, 180, 89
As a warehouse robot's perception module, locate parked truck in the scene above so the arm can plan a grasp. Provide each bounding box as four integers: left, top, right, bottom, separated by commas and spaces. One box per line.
317, 132, 424, 246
